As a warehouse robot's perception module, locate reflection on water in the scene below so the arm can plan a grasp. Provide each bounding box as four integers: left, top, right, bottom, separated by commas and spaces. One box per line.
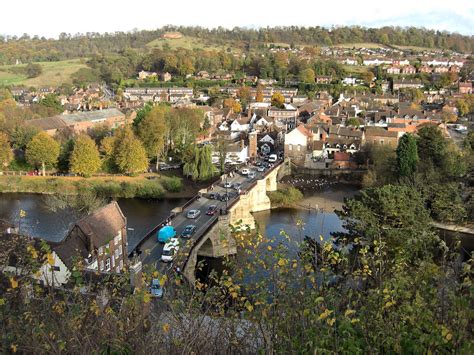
0, 193, 187, 250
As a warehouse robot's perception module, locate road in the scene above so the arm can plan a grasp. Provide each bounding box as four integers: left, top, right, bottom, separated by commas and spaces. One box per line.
139, 161, 276, 272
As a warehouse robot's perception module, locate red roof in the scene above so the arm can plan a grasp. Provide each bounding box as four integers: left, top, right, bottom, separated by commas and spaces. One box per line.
334, 152, 351, 161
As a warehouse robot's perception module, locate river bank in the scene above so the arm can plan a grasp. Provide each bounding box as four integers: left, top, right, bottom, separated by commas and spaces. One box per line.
0, 174, 200, 199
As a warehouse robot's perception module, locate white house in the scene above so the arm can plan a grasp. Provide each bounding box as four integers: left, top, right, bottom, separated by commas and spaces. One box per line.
230, 118, 250, 132
342, 77, 357, 86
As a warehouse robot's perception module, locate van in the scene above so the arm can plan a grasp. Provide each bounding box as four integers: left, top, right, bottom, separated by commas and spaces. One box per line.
268, 154, 277, 163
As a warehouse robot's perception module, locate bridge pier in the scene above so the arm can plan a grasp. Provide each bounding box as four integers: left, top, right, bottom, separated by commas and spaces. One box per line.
183, 214, 237, 284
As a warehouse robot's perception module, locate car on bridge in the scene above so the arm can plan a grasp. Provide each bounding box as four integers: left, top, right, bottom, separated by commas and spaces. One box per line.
206, 205, 218, 216
247, 171, 256, 179
161, 238, 180, 262
223, 182, 233, 188
241, 168, 250, 175
157, 225, 176, 243
180, 224, 197, 239
150, 279, 164, 298
186, 209, 201, 219
207, 192, 221, 200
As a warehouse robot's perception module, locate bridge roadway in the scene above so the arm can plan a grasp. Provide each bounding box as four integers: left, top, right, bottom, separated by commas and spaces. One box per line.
138, 165, 269, 271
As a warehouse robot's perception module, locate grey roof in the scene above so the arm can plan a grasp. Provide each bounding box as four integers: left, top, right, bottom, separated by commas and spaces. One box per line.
26, 116, 68, 131
59, 108, 125, 124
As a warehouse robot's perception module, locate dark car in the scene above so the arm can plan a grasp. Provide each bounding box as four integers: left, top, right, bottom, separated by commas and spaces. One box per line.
220, 193, 230, 202
206, 205, 218, 216
180, 224, 197, 239
208, 192, 221, 200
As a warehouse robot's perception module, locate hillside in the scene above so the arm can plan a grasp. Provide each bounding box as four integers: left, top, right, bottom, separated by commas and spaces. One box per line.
0, 59, 87, 87
146, 35, 227, 51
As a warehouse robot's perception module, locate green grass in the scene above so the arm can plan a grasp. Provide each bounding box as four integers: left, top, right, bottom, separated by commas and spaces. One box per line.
146, 36, 226, 51
341, 64, 370, 75
0, 59, 88, 87
391, 45, 439, 52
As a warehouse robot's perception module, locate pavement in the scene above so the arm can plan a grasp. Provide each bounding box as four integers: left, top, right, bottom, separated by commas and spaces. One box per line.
138, 160, 279, 273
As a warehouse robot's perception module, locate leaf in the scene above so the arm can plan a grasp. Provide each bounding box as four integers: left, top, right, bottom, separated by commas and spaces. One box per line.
162, 323, 170, 334
143, 293, 151, 304
267, 245, 272, 251
10, 277, 18, 289
245, 300, 254, 312
11, 344, 17, 353
277, 258, 286, 267
47, 253, 55, 266
327, 318, 336, 326
0, 298, 5, 306
318, 309, 333, 321
345, 309, 355, 317
315, 296, 324, 304
445, 333, 452, 341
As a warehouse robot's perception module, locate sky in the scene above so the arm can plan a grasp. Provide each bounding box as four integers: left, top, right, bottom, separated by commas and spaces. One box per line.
1, 0, 473, 38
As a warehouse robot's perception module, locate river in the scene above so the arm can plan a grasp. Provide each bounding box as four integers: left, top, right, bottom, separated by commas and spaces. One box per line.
0, 193, 187, 250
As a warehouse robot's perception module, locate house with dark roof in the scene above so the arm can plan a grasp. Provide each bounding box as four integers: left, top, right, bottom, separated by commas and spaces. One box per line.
52, 202, 128, 278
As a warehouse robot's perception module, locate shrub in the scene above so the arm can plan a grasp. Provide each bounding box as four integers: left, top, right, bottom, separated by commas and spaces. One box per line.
162, 176, 183, 193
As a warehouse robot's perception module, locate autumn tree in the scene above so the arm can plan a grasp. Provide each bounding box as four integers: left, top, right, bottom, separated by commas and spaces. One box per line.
0, 132, 13, 170
69, 135, 101, 177
25, 132, 60, 175
396, 133, 418, 178
237, 86, 251, 108
137, 106, 169, 170
114, 126, 149, 175
271, 92, 285, 108
255, 85, 264, 103
223, 98, 242, 113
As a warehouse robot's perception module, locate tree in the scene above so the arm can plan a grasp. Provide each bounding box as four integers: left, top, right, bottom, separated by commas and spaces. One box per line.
223, 98, 242, 113
429, 183, 467, 223
416, 125, 447, 169
237, 86, 251, 108
114, 126, 148, 175
298, 68, 315, 83
137, 106, 169, 170
133, 103, 153, 127
25, 132, 60, 175
69, 135, 101, 177
396, 133, 418, 178
25, 63, 42, 78
346, 117, 360, 127
255, 85, 264, 103
361, 71, 374, 84
456, 99, 470, 117
0, 132, 13, 170
271, 92, 285, 108
39, 94, 63, 114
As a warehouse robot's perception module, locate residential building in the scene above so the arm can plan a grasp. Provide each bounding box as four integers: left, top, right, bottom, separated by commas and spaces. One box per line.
459, 82, 473, 94
284, 125, 313, 164
392, 79, 423, 91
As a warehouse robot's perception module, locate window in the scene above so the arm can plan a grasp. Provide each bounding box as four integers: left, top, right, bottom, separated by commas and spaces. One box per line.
111, 256, 115, 268
100, 260, 104, 271
52, 266, 60, 272
98, 246, 103, 255
297, 145, 301, 151
118, 245, 123, 256
105, 258, 110, 271
115, 231, 122, 245
289, 144, 293, 151
115, 249, 119, 259
380, 140, 384, 145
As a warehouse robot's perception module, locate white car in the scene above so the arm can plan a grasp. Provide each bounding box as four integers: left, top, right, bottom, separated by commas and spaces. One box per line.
241, 168, 250, 175
247, 171, 256, 179
186, 209, 201, 219
268, 154, 277, 163
161, 239, 180, 262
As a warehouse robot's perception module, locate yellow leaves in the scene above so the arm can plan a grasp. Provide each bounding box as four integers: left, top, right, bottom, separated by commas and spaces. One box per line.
0, 298, 5, 306
10, 277, 18, 289
327, 318, 336, 326
384, 300, 396, 309
19, 209, 26, 218
162, 323, 170, 334
319, 235, 324, 241
230, 292, 239, 299
318, 308, 333, 321
160, 275, 168, 286
153, 271, 160, 278
244, 300, 254, 312
277, 258, 287, 267
90, 301, 100, 316
315, 296, 324, 304
267, 245, 272, 251
441, 326, 453, 342
344, 309, 355, 317
47, 253, 55, 266
143, 292, 152, 304
11, 344, 17, 353
27, 245, 38, 259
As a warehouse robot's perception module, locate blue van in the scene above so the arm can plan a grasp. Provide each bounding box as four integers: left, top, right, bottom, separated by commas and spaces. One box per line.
157, 225, 176, 243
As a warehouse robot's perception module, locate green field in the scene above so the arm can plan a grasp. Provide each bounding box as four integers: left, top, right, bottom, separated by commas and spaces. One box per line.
333, 42, 387, 49
0, 59, 87, 87
147, 35, 226, 51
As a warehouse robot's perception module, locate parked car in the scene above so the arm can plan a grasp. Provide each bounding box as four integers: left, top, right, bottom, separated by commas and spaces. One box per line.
241, 168, 250, 175
186, 209, 201, 219
208, 192, 221, 200
206, 205, 218, 216
150, 279, 164, 298
159, 164, 171, 171
161, 241, 179, 262
232, 182, 242, 190
223, 182, 233, 188
220, 193, 230, 202
257, 166, 265, 172
268, 154, 278, 163
247, 171, 256, 179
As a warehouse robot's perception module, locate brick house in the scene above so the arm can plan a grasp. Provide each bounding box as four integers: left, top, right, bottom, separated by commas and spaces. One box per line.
364, 127, 400, 147
284, 125, 313, 165
53, 202, 128, 274
401, 65, 416, 75
459, 82, 473, 94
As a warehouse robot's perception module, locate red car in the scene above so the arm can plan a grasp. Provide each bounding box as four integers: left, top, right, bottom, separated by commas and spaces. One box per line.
206, 205, 218, 216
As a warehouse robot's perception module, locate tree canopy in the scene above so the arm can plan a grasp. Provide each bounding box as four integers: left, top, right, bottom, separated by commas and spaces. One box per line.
25, 132, 60, 175
69, 135, 101, 177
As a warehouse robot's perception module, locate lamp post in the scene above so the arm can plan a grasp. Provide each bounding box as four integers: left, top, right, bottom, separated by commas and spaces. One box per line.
225, 172, 228, 213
